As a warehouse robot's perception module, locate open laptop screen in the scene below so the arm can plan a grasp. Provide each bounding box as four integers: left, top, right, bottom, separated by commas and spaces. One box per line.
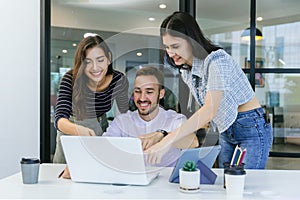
61, 136, 160, 185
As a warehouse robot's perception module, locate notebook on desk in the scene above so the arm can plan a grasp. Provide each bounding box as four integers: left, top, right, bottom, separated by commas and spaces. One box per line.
60, 136, 160, 186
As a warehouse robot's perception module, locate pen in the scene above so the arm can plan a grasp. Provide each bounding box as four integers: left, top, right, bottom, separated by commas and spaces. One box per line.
58, 169, 65, 178
238, 149, 247, 166
233, 147, 241, 165
230, 145, 239, 166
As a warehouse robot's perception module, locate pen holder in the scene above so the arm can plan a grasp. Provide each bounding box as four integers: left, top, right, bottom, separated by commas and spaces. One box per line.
223, 162, 245, 189
224, 163, 246, 197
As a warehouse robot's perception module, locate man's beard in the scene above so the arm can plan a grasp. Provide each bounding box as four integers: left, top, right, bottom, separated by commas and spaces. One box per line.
137, 95, 160, 117
138, 103, 159, 116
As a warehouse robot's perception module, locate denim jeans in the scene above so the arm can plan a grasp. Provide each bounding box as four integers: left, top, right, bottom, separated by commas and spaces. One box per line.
218, 107, 273, 169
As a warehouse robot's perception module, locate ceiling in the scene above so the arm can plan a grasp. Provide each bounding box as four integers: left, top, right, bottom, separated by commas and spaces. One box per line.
50, 0, 300, 65
52, 0, 300, 35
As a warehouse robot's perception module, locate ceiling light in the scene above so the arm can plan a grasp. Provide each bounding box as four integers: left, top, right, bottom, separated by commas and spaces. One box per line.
278, 59, 286, 65
136, 52, 142, 57
241, 27, 263, 41
72, 43, 77, 47
148, 17, 155, 21
159, 4, 167, 9
83, 32, 98, 38
62, 49, 68, 54
257, 17, 263, 21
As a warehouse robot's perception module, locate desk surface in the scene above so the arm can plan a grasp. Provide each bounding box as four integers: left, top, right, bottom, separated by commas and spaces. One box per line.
0, 163, 299, 199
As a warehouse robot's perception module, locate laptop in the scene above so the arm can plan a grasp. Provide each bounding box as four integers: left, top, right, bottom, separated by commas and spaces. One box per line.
169, 145, 221, 183
60, 136, 160, 186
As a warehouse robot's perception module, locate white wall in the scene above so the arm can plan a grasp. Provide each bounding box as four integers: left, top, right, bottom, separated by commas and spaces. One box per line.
0, 0, 40, 179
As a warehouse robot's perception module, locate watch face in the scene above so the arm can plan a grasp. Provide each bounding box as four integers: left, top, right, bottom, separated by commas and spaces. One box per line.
157, 129, 168, 137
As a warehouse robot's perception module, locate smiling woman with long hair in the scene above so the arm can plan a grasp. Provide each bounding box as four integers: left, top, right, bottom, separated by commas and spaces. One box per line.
53, 35, 129, 164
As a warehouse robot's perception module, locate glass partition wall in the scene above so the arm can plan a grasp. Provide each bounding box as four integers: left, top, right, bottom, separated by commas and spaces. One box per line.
49, 0, 180, 161
43, 0, 300, 168
50, 27, 164, 157
201, 1, 300, 160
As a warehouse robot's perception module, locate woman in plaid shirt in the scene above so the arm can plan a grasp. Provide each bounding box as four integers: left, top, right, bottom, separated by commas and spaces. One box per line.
143, 11, 273, 169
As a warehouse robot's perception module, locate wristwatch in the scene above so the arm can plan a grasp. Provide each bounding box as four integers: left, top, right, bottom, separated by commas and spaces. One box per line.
156, 129, 168, 137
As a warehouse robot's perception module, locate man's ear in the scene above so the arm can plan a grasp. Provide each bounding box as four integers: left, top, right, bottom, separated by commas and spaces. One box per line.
159, 88, 165, 99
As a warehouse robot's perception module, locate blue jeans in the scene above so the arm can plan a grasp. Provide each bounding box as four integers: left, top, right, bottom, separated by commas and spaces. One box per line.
218, 107, 273, 169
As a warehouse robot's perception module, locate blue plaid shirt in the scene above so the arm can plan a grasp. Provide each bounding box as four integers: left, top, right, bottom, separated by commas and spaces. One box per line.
180, 49, 254, 133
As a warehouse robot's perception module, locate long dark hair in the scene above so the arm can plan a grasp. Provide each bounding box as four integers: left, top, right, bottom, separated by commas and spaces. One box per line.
72, 35, 113, 119
160, 11, 222, 69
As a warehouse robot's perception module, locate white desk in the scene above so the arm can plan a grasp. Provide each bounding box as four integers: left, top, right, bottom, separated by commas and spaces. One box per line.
0, 163, 298, 199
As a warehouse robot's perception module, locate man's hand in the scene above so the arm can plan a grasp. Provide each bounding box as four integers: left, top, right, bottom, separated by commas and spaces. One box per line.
144, 138, 172, 165
138, 131, 165, 150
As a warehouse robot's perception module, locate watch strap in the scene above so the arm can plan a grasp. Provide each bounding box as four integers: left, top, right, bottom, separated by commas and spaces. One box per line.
156, 129, 168, 137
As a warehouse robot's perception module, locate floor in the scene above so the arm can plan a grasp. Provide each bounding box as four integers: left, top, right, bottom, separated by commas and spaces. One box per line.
266, 157, 300, 170
266, 142, 300, 170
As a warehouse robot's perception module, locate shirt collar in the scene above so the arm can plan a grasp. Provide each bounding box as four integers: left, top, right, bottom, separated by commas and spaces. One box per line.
180, 58, 204, 78
132, 107, 163, 125
191, 58, 204, 77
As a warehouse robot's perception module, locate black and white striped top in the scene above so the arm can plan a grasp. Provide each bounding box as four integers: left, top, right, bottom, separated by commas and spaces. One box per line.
54, 70, 129, 129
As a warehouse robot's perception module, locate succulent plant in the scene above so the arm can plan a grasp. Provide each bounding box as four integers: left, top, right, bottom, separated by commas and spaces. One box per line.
182, 160, 197, 171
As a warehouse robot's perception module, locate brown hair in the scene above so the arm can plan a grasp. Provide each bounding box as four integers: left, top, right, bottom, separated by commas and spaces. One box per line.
72, 35, 113, 119
135, 66, 164, 90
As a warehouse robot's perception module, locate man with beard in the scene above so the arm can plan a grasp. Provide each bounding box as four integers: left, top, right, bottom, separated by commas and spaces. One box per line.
59, 66, 199, 179
103, 66, 198, 167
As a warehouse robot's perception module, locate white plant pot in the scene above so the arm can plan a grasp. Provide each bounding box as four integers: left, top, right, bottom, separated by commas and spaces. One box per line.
179, 168, 200, 192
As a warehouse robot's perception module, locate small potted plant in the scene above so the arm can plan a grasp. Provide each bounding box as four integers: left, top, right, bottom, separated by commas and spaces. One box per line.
179, 161, 200, 192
